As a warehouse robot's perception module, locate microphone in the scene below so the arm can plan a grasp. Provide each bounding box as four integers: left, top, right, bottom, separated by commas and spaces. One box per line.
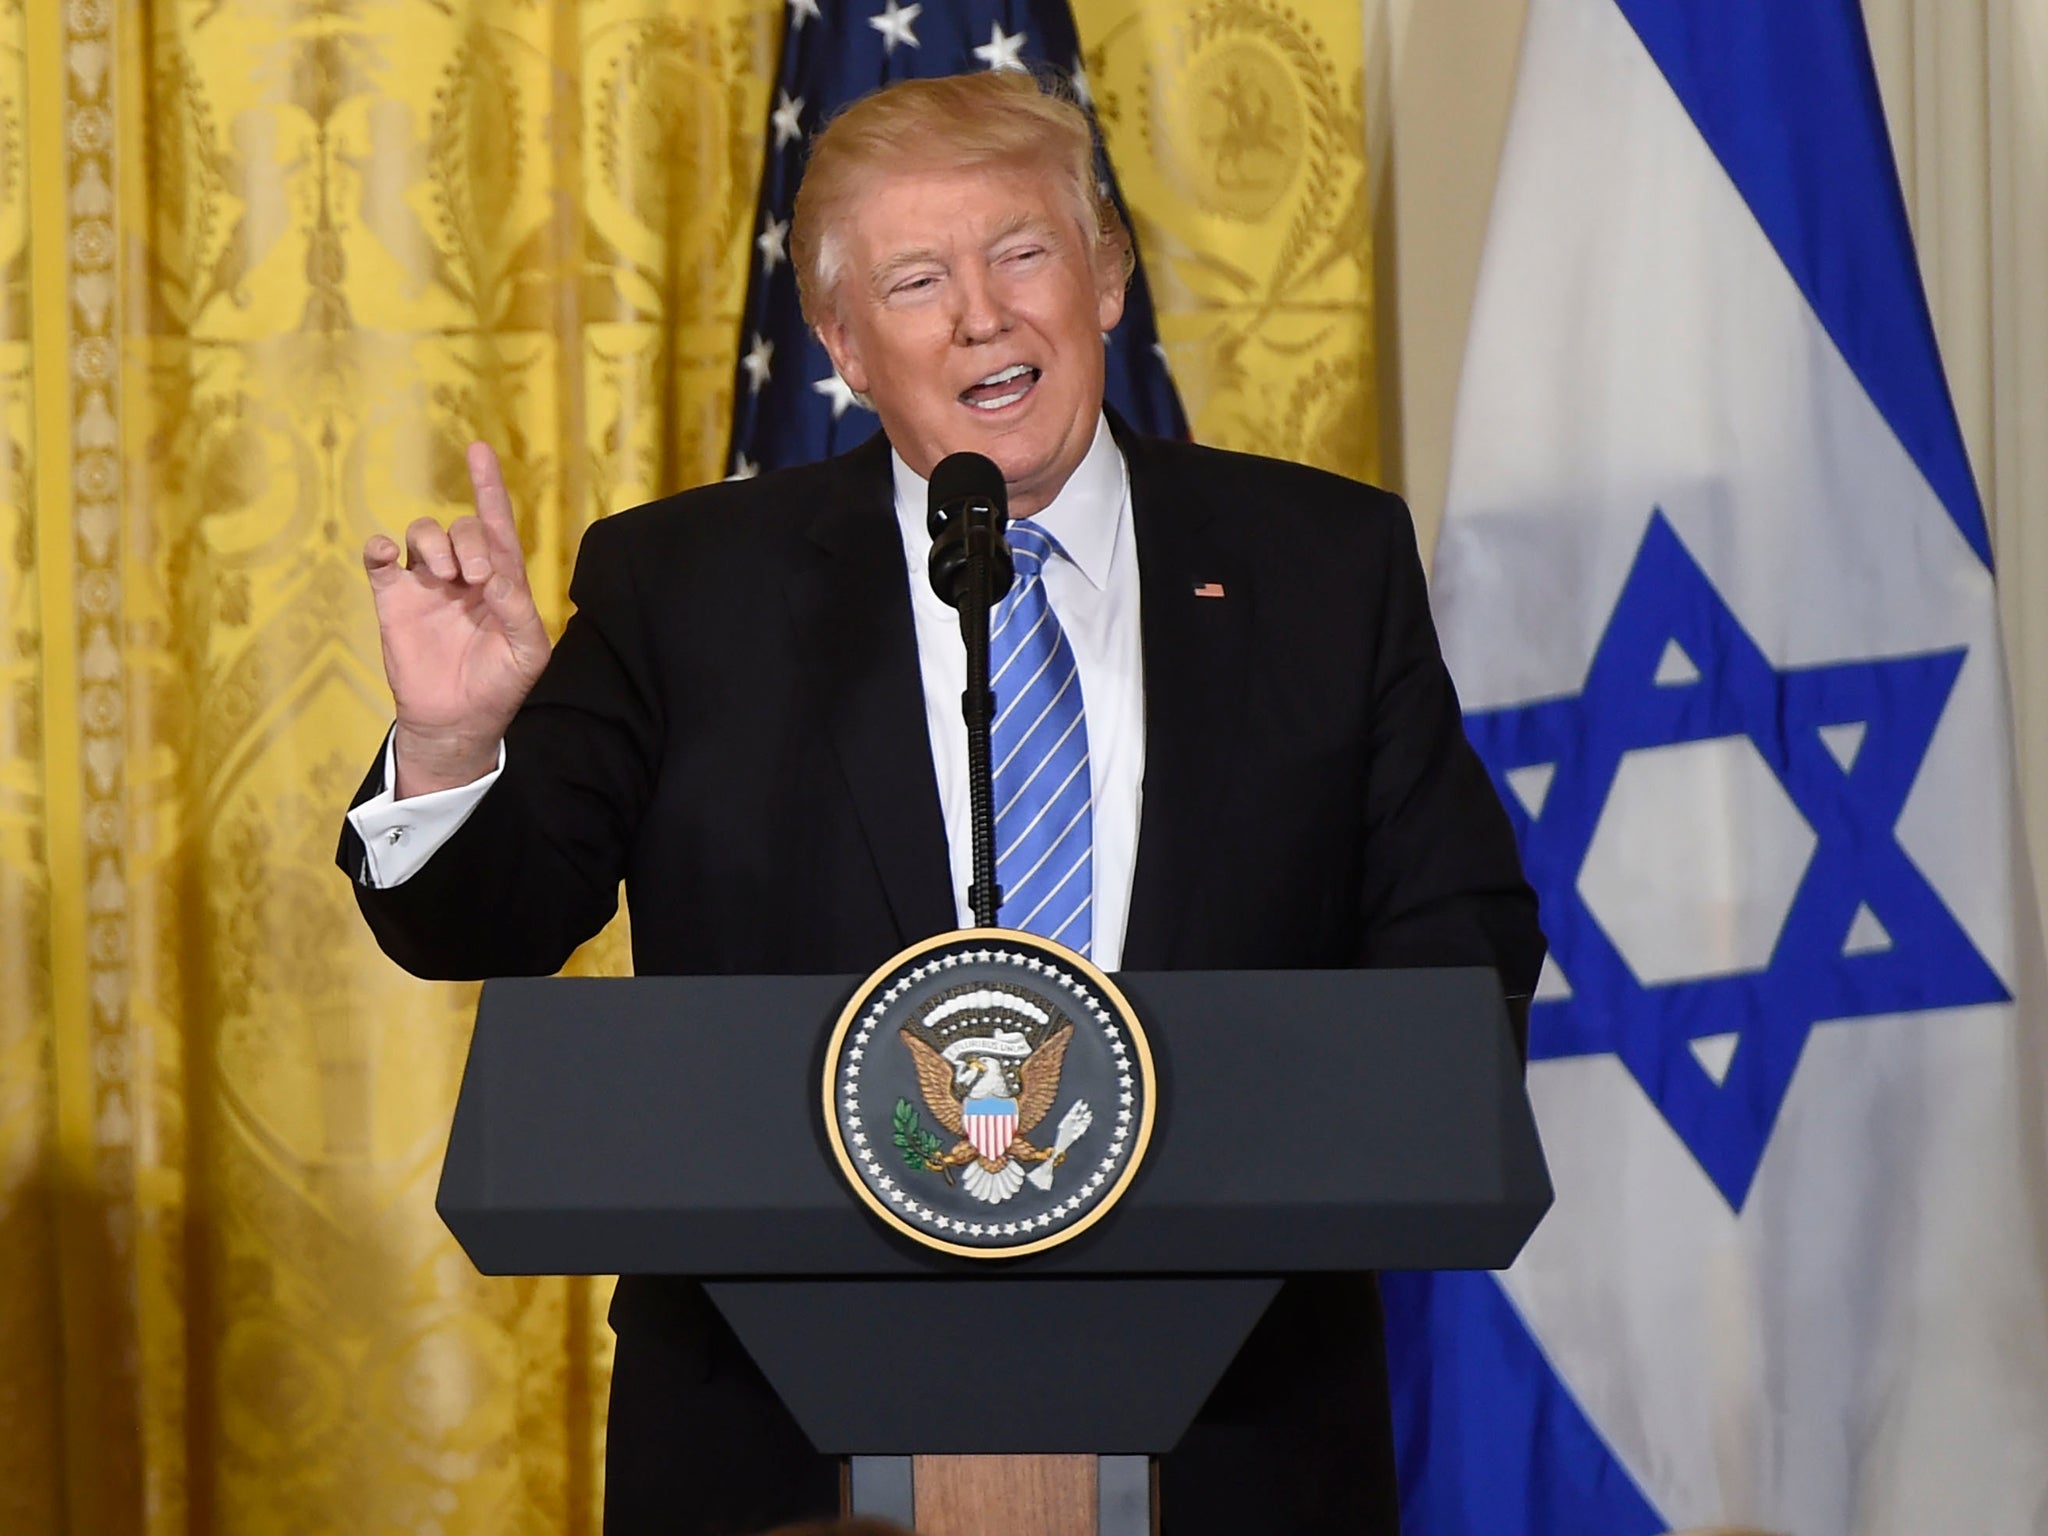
926, 451, 1013, 608
924, 452, 1013, 929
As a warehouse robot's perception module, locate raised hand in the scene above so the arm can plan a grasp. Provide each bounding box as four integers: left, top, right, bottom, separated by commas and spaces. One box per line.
363, 442, 552, 797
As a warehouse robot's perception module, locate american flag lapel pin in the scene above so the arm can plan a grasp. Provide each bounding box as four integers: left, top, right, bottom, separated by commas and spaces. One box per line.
1192, 580, 1227, 598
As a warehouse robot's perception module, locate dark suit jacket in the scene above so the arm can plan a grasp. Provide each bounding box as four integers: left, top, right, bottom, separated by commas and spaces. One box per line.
338, 416, 1542, 1530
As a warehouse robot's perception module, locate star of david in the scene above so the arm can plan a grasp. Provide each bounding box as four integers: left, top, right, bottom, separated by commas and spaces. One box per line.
1465, 511, 2007, 1210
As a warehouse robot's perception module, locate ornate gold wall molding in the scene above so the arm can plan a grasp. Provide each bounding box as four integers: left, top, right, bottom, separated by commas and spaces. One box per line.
24, 0, 148, 1529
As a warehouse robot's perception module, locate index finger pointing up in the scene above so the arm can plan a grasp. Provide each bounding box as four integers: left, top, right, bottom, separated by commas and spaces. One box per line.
466, 440, 524, 565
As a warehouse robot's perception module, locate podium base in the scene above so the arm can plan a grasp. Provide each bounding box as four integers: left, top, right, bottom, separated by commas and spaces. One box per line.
846, 1454, 1152, 1535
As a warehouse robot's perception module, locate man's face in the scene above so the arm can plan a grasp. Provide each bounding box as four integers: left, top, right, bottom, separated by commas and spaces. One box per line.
814, 158, 1127, 518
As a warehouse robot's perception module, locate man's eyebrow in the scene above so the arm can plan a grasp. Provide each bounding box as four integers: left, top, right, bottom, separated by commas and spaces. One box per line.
870, 247, 945, 286
988, 212, 1060, 245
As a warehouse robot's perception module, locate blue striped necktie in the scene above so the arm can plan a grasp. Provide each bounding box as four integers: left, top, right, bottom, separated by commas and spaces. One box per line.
990, 519, 1093, 956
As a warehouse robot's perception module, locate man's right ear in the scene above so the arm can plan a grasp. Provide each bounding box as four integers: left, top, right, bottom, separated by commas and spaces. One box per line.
813, 317, 869, 398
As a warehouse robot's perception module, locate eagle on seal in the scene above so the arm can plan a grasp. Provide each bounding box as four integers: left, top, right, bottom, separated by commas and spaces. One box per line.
902, 1013, 1093, 1204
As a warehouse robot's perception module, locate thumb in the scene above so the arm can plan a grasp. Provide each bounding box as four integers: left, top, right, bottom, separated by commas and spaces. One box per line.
363, 534, 404, 592
484, 573, 552, 670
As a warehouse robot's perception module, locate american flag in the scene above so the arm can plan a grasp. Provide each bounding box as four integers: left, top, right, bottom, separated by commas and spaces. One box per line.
724, 0, 1188, 479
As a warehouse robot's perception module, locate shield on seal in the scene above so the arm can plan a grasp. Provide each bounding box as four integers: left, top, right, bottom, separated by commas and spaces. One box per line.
964, 1098, 1019, 1163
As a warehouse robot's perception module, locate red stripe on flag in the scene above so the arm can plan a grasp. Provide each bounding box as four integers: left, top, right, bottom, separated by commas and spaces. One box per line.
969, 1112, 1015, 1162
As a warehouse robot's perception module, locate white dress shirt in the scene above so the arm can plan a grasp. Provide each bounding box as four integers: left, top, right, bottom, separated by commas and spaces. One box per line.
346, 413, 1145, 968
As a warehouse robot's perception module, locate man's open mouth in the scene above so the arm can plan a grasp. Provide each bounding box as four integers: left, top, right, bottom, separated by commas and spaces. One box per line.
960, 363, 1041, 411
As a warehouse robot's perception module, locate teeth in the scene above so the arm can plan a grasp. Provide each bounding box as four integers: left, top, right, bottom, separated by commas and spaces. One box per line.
975, 363, 1032, 388
968, 389, 1030, 411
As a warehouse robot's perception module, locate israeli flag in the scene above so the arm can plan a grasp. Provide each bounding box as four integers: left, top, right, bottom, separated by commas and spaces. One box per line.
1381, 1, 2048, 1532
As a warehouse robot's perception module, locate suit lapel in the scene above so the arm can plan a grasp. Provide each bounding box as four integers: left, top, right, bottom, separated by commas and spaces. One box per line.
1117, 426, 1253, 969
783, 435, 957, 947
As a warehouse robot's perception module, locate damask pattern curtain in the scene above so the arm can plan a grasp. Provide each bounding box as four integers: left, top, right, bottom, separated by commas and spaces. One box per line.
0, 1, 1375, 1532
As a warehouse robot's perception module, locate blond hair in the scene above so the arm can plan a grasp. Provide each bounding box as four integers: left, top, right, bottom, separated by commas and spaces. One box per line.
791, 70, 1135, 326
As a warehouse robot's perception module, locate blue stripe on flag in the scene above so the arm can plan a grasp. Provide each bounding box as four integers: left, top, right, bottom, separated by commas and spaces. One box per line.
1381, 1270, 1667, 1536
1610, 0, 1989, 567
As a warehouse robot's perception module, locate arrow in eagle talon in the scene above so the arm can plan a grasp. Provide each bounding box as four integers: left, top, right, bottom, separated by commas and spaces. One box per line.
1027, 1101, 1094, 1191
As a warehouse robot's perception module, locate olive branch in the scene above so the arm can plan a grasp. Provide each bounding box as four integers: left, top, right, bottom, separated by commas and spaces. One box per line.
892, 1098, 945, 1174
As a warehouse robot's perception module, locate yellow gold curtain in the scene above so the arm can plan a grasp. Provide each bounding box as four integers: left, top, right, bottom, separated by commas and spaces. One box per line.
2, 1, 1372, 1531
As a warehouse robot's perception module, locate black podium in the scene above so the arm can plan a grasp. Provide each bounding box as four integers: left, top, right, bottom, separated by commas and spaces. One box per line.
438, 965, 1550, 1534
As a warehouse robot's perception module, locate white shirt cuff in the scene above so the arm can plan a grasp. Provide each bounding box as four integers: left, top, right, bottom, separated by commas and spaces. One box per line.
346, 732, 506, 888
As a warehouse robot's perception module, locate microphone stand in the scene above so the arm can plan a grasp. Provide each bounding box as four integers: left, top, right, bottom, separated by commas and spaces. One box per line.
960, 500, 1004, 928
927, 452, 1013, 930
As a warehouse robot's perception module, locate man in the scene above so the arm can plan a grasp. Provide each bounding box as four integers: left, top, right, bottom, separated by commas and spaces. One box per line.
339, 70, 1541, 1535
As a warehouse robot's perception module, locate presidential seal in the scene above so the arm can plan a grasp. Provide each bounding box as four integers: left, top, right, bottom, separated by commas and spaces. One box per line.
823, 930, 1155, 1259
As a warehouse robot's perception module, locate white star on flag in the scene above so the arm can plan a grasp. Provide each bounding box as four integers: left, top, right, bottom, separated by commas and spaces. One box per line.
756, 215, 788, 274
725, 454, 759, 481
868, 0, 921, 54
770, 90, 805, 151
786, 0, 821, 29
740, 334, 773, 394
972, 23, 1027, 72
812, 370, 862, 418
